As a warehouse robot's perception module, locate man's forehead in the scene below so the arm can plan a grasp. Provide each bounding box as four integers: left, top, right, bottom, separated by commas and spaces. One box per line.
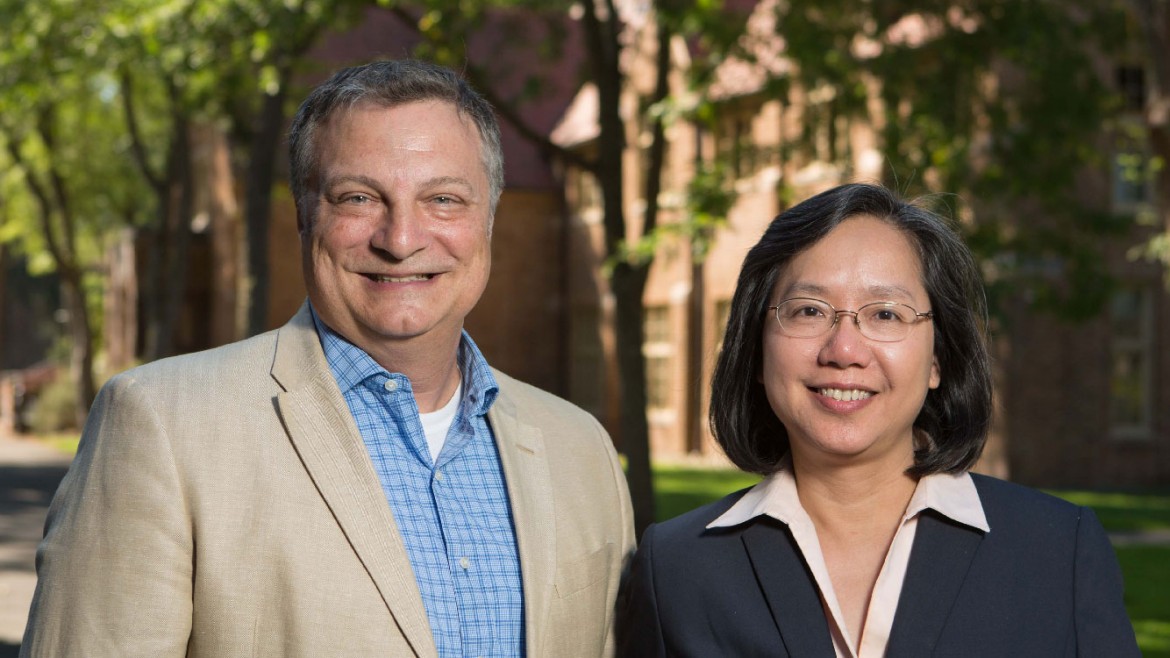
324, 98, 474, 133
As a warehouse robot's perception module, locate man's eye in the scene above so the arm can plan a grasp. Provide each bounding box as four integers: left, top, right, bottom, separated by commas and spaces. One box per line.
432, 195, 456, 205
344, 194, 372, 204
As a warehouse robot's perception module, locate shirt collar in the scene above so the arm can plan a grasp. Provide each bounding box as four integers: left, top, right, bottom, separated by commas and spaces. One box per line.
707, 459, 989, 533
310, 303, 499, 417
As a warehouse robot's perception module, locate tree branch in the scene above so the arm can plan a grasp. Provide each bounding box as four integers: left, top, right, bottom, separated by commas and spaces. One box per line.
120, 66, 166, 193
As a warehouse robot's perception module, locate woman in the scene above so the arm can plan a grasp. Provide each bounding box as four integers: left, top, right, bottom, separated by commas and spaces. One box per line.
617, 183, 1138, 657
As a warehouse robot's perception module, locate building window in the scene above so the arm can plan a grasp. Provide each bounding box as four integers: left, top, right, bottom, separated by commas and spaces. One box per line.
1109, 286, 1153, 439
716, 101, 764, 181
1116, 65, 1146, 113
643, 305, 673, 410
1112, 120, 1152, 213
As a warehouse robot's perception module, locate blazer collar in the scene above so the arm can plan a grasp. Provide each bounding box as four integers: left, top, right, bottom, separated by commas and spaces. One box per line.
886, 511, 985, 654
739, 501, 985, 657
741, 519, 837, 657
486, 379, 557, 658
271, 302, 437, 658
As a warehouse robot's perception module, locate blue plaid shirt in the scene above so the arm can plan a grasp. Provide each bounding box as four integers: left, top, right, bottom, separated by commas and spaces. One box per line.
313, 310, 525, 657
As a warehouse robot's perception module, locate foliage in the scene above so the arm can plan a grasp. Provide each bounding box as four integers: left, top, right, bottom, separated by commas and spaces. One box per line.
753, 0, 1138, 319
26, 375, 80, 434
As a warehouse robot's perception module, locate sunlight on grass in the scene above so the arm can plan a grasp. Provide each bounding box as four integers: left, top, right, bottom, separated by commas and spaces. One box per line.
652, 463, 760, 521
1134, 620, 1170, 657
1049, 489, 1170, 532
36, 432, 81, 456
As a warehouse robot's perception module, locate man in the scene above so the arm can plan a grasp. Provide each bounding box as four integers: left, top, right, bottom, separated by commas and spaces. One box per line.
21, 60, 634, 658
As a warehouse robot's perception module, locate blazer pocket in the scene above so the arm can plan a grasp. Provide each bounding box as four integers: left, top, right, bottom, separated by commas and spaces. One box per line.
554, 542, 614, 598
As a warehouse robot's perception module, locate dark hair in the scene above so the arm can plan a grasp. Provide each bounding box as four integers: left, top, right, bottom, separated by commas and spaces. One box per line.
287, 59, 504, 232
709, 182, 993, 477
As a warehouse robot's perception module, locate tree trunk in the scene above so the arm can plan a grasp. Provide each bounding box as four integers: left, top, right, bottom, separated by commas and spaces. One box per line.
104, 229, 138, 373
0, 243, 7, 369
684, 258, 705, 452
155, 116, 196, 358
611, 262, 655, 535
243, 82, 288, 337
60, 267, 96, 427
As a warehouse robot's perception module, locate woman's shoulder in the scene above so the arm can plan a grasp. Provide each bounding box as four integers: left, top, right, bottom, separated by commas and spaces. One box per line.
968, 473, 1095, 535
648, 486, 756, 542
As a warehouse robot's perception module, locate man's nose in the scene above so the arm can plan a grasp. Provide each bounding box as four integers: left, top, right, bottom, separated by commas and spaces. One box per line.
371, 204, 429, 260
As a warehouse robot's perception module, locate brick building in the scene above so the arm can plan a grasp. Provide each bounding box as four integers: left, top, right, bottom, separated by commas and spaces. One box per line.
550, 1, 1169, 487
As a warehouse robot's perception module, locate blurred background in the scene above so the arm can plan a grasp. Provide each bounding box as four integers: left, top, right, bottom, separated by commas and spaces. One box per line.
1, 0, 1168, 654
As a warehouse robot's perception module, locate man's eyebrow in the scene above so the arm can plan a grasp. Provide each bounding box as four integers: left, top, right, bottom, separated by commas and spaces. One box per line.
421, 176, 475, 191
322, 174, 382, 190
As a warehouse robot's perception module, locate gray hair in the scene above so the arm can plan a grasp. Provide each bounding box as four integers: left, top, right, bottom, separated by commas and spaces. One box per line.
288, 59, 505, 232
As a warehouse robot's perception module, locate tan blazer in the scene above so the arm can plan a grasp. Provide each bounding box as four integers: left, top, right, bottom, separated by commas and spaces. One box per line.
22, 304, 635, 657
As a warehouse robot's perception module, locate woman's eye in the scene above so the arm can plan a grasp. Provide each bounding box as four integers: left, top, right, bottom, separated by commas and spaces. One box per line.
796, 306, 823, 318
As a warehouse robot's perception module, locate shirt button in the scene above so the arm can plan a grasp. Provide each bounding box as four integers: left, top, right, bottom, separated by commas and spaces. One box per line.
434, 470, 443, 481
383, 379, 398, 392
459, 556, 470, 570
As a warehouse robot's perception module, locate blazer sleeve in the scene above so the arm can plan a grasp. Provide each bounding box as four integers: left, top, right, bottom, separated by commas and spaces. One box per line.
616, 523, 666, 658
21, 374, 194, 657
1072, 506, 1140, 656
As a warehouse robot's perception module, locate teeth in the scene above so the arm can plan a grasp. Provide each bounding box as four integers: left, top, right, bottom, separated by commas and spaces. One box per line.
818, 388, 873, 402
371, 274, 430, 283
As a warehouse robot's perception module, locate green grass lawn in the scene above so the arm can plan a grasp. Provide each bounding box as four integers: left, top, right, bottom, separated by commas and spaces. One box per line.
652, 463, 1170, 656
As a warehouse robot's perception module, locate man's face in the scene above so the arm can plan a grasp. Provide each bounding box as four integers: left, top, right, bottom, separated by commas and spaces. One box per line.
302, 100, 492, 358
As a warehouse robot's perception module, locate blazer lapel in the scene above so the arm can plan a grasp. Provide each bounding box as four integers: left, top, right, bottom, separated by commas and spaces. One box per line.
271, 304, 436, 658
886, 511, 984, 654
741, 520, 837, 658
487, 386, 556, 658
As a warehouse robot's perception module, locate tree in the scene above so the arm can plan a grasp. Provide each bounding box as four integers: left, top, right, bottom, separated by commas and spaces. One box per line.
0, 0, 150, 424
1120, 0, 1170, 279
384, 0, 747, 536
752, 0, 1133, 317
111, 3, 199, 362
204, 0, 370, 338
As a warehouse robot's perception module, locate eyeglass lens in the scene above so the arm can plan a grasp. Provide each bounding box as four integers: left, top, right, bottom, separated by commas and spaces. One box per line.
773, 299, 921, 342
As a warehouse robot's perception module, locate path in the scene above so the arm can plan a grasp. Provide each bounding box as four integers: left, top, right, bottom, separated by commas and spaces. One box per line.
0, 434, 72, 657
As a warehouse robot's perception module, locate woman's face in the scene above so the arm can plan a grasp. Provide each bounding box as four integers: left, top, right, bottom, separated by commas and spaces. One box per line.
762, 215, 940, 470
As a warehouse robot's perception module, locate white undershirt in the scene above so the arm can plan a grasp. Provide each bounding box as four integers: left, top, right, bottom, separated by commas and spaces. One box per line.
418, 381, 462, 464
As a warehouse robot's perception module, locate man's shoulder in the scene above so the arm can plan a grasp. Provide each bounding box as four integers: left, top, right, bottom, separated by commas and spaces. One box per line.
490, 368, 602, 428
111, 328, 282, 387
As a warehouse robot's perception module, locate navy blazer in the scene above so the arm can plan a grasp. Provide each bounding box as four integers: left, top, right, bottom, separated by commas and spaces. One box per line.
617, 474, 1139, 657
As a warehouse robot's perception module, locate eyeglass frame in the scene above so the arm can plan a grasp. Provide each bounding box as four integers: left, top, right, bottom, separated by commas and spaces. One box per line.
766, 297, 934, 342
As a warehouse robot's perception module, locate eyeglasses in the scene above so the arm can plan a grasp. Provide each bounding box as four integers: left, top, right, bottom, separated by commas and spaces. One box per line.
767, 297, 934, 342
